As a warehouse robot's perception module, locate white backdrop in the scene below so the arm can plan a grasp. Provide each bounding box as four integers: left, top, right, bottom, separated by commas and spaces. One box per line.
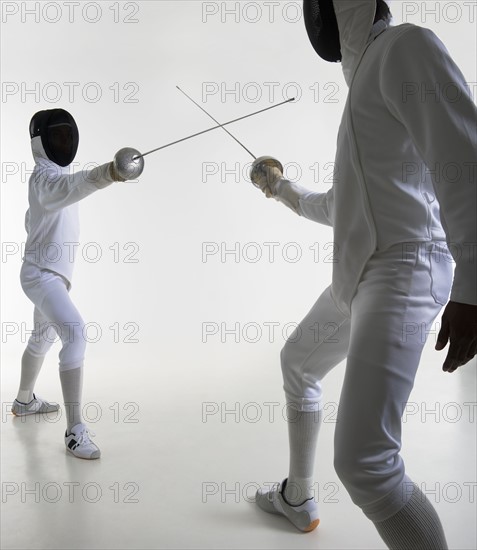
2, 0, 476, 382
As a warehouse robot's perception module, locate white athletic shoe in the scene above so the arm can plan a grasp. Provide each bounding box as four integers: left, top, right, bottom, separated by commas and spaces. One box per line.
65, 423, 101, 459
255, 478, 320, 532
11, 393, 60, 416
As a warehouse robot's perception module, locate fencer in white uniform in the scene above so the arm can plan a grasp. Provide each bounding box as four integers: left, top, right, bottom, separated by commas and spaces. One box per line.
12, 108, 128, 459
251, 1, 477, 547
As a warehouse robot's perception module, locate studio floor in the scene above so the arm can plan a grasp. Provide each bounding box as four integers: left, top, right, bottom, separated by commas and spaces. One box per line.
1, 343, 476, 550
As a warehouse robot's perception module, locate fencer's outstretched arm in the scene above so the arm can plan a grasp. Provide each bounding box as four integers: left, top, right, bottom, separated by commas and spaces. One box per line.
380, 25, 477, 307
251, 163, 334, 227
35, 162, 117, 211
280, 180, 334, 227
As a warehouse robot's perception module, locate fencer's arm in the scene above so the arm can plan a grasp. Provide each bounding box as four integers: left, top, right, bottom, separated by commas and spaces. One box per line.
252, 164, 334, 227
35, 162, 115, 211
278, 180, 334, 227
381, 25, 477, 306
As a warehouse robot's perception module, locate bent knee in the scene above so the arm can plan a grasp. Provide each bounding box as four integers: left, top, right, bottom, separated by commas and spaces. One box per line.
333, 452, 360, 484
280, 336, 302, 370
56, 317, 87, 370
59, 320, 86, 350
334, 447, 400, 488
280, 342, 291, 369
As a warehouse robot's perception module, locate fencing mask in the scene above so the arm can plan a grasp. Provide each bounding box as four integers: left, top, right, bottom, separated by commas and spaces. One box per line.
303, 0, 342, 62
303, 1, 389, 63
29, 109, 79, 167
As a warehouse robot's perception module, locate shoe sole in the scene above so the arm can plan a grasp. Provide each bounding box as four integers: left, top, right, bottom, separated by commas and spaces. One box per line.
303, 518, 320, 532
12, 410, 43, 416
65, 448, 101, 460
11, 407, 60, 417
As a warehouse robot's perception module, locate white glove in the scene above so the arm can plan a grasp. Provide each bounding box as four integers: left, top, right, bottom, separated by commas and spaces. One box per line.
250, 157, 302, 215
255, 167, 283, 198
109, 162, 127, 182
250, 156, 282, 197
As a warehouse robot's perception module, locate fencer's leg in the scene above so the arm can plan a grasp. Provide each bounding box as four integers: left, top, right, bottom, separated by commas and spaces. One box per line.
33, 278, 87, 433
59, 364, 84, 433
283, 408, 322, 505
16, 351, 45, 404
333, 242, 452, 549
280, 285, 350, 505
374, 483, 447, 549
32, 274, 100, 459
16, 306, 57, 404
255, 286, 350, 530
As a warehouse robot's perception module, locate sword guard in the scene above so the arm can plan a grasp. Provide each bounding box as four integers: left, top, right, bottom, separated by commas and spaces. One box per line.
250, 156, 284, 189
113, 147, 145, 180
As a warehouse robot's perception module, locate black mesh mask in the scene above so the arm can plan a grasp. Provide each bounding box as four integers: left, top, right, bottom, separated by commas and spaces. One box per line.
304, 0, 342, 62
304, 1, 383, 62
29, 109, 79, 167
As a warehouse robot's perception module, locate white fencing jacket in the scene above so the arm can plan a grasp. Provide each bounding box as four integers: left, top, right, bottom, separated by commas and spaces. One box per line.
22, 137, 114, 285
276, 0, 477, 315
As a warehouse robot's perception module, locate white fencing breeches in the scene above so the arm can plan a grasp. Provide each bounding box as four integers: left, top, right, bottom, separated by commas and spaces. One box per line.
20, 262, 85, 371
280, 241, 453, 521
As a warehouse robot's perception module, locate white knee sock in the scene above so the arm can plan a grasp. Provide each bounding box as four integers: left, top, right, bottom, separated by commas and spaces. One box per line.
16, 349, 45, 403
373, 483, 448, 549
59, 366, 84, 433
285, 408, 322, 505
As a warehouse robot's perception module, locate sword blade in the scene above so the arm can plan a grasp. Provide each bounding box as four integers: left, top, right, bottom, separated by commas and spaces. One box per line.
176, 85, 256, 160
134, 97, 295, 159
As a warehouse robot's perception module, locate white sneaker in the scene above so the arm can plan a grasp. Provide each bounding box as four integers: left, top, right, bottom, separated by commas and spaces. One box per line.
255, 478, 320, 532
11, 393, 60, 416
65, 423, 101, 459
